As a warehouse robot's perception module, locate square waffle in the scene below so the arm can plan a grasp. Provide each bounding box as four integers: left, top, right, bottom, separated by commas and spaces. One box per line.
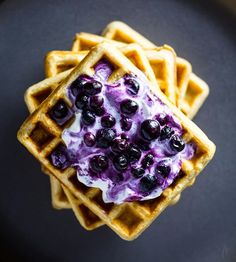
26, 44, 188, 218
71, 33, 177, 105
102, 21, 209, 117
175, 57, 192, 108
19, 43, 215, 240
46, 47, 177, 104
101, 21, 156, 49
42, 166, 103, 230
71, 32, 126, 52
180, 73, 209, 119
25, 69, 104, 230
25, 43, 166, 229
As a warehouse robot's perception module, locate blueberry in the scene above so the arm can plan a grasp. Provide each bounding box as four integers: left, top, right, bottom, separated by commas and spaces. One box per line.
113, 154, 129, 172
170, 135, 185, 152
139, 174, 157, 193
131, 167, 145, 178
90, 155, 109, 173
83, 80, 102, 95
111, 138, 129, 153
107, 168, 124, 183
90, 95, 104, 108
70, 77, 87, 97
96, 128, 116, 148
125, 78, 140, 95
156, 164, 170, 178
120, 99, 138, 116
51, 101, 69, 119
160, 126, 174, 141
50, 146, 70, 169
81, 109, 96, 125
101, 114, 116, 128
84, 132, 96, 147
126, 144, 141, 163
141, 119, 160, 141
141, 153, 154, 168
94, 107, 105, 116
110, 173, 124, 183
75, 93, 89, 109
120, 117, 132, 131
121, 133, 129, 140
135, 139, 150, 151
107, 151, 116, 161
156, 113, 166, 126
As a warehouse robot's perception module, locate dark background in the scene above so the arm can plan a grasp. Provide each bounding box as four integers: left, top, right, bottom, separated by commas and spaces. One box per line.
0, 0, 235, 261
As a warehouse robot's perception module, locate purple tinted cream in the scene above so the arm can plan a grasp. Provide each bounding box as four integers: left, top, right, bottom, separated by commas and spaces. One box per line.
51, 60, 195, 204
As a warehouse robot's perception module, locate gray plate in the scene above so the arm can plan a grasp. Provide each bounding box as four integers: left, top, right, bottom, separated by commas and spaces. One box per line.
0, 0, 235, 261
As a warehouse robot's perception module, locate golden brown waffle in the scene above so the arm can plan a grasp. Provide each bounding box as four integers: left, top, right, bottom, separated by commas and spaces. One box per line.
175, 57, 192, 108
25, 43, 166, 230
71, 32, 126, 52
45, 51, 88, 79
42, 166, 104, 230
48, 174, 70, 209
101, 21, 156, 49
25, 72, 104, 230
102, 21, 209, 117
144, 48, 176, 104
19, 43, 215, 240
25, 70, 72, 113
27, 45, 185, 212
43, 45, 180, 209
25, 52, 194, 231
25, 67, 189, 214
52, 38, 178, 105
174, 57, 209, 118
180, 73, 209, 119
46, 44, 159, 87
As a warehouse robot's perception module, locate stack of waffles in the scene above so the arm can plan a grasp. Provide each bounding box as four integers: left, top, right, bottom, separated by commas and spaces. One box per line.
18, 21, 215, 240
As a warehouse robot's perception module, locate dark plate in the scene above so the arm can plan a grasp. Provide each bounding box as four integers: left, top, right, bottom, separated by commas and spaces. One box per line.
0, 0, 235, 261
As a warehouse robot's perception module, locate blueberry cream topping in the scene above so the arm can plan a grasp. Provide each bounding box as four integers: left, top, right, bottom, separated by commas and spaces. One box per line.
50, 59, 196, 204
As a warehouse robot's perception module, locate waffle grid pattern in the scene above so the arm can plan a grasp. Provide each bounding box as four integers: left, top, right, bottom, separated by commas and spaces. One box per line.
19, 43, 215, 240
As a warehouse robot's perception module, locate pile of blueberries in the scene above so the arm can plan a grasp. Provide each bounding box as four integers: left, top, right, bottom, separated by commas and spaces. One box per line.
50, 75, 186, 194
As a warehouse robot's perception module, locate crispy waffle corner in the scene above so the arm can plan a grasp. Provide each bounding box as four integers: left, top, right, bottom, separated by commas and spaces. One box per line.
101, 21, 156, 49
42, 166, 104, 230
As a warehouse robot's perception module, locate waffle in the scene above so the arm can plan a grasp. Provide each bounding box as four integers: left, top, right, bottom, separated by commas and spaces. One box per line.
25, 71, 104, 230
25, 43, 169, 229
45, 51, 88, 79
175, 57, 192, 108
28, 45, 185, 211
71, 32, 126, 52
102, 21, 209, 117
144, 48, 176, 105
25, 46, 190, 231
25, 70, 72, 114
25, 76, 192, 214
18, 43, 215, 240
43, 45, 183, 208
48, 173, 70, 209
46, 44, 159, 87
101, 21, 156, 49
180, 73, 209, 119
53, 37, 178, 105
42, 166, 104, 230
